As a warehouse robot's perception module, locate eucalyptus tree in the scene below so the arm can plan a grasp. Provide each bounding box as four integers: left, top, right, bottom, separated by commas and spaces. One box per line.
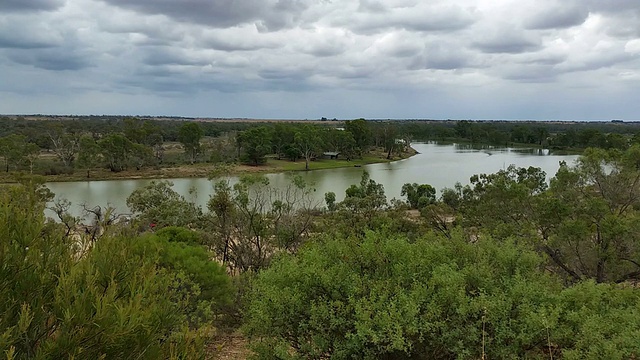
207, 174, 319, 273
178, 122, 204, 164
48, 127, 80, 168
77, 135, 101, 178
344, 118, 371, 156
294, 125, 324, 170
238, 126, 273, 165
98, 133, 135, 172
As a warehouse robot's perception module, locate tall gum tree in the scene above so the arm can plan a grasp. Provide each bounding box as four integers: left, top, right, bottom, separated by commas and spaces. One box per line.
294, 125, 324, 170
178, 122, 204, 164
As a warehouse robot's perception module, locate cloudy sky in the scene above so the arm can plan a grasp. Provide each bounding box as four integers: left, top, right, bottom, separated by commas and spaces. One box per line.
1, 0, 639, 120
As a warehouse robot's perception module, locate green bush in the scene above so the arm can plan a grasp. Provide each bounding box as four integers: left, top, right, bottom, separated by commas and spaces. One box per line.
0, 182, 232, 359
554, 281, 640, 360
156, 226, 203, 246
245, 231, 562, 359
133, 234, 232, 327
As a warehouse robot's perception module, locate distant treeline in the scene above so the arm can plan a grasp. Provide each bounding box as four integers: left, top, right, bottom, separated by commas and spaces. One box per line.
1, 116, 639, 177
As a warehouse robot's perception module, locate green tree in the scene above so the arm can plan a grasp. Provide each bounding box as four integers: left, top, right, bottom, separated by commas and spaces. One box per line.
454, 120, 472, 138
325, 171, 388, 234
401, 183, 436, 209
126, 180, 202, 228
77, 135, 101, 178
380, 123, 399, 159
178, 122, 204, 164
98, 133, 135, 172
48, 129, 80, 168
238, 126, 273, 165
544, 147, 640, 283
206, 174, 317, 273
294, 125, 324, 170
324, 128, 356, 160
344, 118, 371, 156
0, 134, 29, 172
272, 123, 295, 160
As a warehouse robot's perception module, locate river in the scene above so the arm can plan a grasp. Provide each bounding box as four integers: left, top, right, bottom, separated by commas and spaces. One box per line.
45, 143, 579, 218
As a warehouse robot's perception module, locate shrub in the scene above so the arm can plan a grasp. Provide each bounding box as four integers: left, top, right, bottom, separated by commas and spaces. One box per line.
245, 231, 562, 359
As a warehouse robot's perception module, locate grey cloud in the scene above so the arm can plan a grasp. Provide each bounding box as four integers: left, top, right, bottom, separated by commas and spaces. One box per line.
523, 55, 566, 66
501, 64, 558, 83
525, 4, 589, 30
599, 12, 640, 39
410, 43, 471, 70
358, 0, 387, 13
0, 17, 64, 49
298, 37, 349, 57
410, 54, 468, 71
0, 32, 57, 49
99, 0, 314, 30
346, 5, 476, 34
202, 34, 280, 52
473, 32, 541, 54
8, 49, 91, 71
555, 52, 636, 73
302, 43, 346, 57
142, 47, 211, 66
587, 0, 640, 14
334, 66, 376, 79
0, 0, 65, 12
258, 68, 310, 80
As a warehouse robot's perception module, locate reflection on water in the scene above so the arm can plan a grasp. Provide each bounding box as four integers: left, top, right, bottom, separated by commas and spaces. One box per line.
46, 143, 580, 218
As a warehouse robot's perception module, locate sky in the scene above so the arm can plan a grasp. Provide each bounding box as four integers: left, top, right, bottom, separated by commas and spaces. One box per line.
1, 0, 639, 120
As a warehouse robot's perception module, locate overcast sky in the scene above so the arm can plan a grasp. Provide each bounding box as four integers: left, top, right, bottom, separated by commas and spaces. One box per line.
1, 0, 639, 120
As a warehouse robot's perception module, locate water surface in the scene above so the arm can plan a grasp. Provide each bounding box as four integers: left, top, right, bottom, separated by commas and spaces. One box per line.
46, 143, 579, 218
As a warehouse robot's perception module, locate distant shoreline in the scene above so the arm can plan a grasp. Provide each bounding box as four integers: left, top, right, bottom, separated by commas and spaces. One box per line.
1, 148, 418, 184
3, 115, 639, 124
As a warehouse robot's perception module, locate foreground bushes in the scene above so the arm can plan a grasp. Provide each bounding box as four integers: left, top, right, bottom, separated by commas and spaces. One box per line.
0, 182, 231, 359
245, 231, 640, 359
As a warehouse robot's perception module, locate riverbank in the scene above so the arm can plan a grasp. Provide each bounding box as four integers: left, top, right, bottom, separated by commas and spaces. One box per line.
1, 148, 418, 183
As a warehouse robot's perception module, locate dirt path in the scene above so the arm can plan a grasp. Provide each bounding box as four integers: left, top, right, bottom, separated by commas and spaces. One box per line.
207, 332, 252, 360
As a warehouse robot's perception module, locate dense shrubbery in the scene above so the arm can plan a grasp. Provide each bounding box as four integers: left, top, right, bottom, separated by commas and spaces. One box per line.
245, 231, 640, 359
0, 181, 232, 359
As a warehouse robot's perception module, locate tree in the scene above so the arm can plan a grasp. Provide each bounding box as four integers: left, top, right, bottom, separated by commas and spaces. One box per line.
454, 120, 472, 138
380, 123, 399, 159
206, 174, 318, 273
453, 147, 640, 284
324, 128, 356, 160
0, 134, 29, 172
238, 126, 272, 165
401, 182, 436, 209
22, 143, 40, 174
294, 125, 324, 170
344, 118, 371, 156
98, 133, 134, 172
326, 171, 388, 233
77, 135, 101, 178
178, 122, 204, 164
544, 147, 640, 283
271, 123, 295, 160
48, 129, 80, 168
126, 180, 202, 228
